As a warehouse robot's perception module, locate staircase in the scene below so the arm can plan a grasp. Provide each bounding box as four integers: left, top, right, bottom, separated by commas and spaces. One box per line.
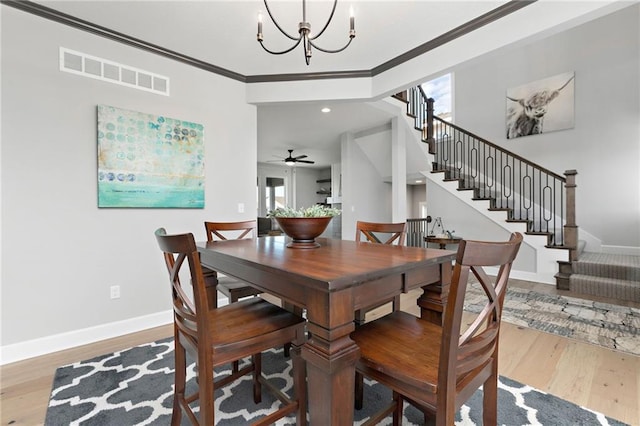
393, 87, 578, 283
393, 87, 640, 303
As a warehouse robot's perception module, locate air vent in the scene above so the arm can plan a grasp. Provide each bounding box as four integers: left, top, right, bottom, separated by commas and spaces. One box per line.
59, 47, 170, 96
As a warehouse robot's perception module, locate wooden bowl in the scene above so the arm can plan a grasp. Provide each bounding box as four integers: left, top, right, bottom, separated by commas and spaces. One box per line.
274, 216, 332, 249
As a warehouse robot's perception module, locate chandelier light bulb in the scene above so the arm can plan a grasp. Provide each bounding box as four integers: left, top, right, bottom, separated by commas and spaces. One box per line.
257, 12, 263, 41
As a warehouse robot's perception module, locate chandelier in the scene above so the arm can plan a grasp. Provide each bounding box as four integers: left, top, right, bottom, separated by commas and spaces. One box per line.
257, 0, 355, 65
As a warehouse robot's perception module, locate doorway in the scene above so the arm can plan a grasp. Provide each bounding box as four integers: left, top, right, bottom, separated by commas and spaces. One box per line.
257, 165, 291, 217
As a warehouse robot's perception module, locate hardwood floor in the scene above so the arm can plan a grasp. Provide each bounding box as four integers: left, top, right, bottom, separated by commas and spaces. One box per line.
2, 283, 639, 426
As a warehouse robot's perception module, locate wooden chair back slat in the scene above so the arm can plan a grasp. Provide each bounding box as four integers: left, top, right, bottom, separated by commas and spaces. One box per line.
205, 220, 257, 242
156, 228, 209, 341
355, 221, 407, 245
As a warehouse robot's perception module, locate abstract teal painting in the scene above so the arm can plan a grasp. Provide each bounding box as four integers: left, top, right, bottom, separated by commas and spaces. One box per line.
97, 105, 205, 208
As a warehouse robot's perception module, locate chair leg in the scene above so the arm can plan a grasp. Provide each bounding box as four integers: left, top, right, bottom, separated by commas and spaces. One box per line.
172, 334, 185, 426
392, 391, 403, 426
483, 360, 499, 425
230, 294, 240, 374
291, 336, 307, 426
392, 294, 401, 312
198, 354, 215, 425
252, 353, 263, 404
354, 371, 364, 410
282, 303, 304, 359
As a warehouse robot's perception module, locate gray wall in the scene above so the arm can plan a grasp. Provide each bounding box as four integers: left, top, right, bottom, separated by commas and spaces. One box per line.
1, 8, 257, 349
451, 3, 640, 251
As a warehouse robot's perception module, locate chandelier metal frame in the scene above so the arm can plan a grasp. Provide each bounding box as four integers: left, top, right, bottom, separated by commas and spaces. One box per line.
257, 0, 355, 65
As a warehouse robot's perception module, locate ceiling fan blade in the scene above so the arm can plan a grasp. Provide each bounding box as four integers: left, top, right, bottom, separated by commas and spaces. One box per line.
297, 160, 315, 164
293, 154, 308, 160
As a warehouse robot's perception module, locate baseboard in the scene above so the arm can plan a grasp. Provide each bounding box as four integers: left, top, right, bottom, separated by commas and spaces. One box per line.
0, 310, 173, 366
485, 267, 556, 285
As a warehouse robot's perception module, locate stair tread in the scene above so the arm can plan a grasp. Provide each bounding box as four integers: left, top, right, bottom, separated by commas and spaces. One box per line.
577, 252, 640, 267
574, 252, 640, 281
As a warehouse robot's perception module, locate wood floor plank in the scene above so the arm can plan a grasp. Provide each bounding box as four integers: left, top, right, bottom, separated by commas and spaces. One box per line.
587, 347, 640, 424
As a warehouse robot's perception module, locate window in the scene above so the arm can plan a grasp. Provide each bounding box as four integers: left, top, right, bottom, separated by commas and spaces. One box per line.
420, 73, 452, 122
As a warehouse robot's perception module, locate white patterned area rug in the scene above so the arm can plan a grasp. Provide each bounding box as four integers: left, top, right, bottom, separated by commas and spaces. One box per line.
45, 338, 628, 426
465, 283, 640, 356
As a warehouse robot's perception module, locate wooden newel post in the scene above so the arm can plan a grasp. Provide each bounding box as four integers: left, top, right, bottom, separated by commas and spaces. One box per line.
564, 169, 578, 261
425, 97, 435, 154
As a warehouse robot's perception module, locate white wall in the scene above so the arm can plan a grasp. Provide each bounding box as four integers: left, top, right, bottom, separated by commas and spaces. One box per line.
1, 8, 257, 361
341, 132, 393, 241
408, 185, 427, 218
426, 182, 537, 273
453, 3, 640, 252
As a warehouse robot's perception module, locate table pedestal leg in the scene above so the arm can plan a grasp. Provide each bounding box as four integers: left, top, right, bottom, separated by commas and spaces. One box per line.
302, 322, 359, 425
417, 262, 452, 325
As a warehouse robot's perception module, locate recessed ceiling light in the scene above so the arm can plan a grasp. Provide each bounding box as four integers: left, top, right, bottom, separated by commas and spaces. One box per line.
321, 107, 331, 113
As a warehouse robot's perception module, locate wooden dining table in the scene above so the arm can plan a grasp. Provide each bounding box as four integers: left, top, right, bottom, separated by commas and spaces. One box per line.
196, 236, 456, 425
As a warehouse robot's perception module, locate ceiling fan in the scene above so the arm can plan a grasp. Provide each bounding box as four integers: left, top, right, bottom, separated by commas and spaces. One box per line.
270, 149, 315, 166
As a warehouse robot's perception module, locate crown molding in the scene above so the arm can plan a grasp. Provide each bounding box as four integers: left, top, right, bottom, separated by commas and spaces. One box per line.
2, 0, 535, 84
371, 0, 536, 76
1, 0, 247, 82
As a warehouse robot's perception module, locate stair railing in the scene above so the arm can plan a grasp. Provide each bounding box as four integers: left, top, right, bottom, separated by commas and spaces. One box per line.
406, 217, 431, 248
400, 86, 577, 256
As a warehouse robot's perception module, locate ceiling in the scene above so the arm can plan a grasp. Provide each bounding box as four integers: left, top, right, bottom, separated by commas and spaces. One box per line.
30, 1, 509, 77
21, 1, 620, 170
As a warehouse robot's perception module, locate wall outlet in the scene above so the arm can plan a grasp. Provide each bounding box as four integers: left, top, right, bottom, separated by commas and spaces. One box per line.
238, 203, 245, 213
110, 285, 121, 299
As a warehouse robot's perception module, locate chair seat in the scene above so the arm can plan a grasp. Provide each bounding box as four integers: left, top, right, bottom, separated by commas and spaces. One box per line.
179, 298, 304, 365
177, 297, 305, 369
352, 311, 441, 397
216, 276, 263, 299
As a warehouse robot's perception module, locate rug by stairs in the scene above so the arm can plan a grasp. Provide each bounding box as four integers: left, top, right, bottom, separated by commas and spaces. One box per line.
45, 339, 628, 425
569, 252, 640, 302
464, 283, 639, 356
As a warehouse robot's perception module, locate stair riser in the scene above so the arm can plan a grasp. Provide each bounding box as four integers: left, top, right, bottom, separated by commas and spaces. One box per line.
570, 276, 640, 303
573, 263, 640, 281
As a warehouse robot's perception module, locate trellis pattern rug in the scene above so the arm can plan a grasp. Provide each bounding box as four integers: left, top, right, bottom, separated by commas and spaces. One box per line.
45, 338, 628, 425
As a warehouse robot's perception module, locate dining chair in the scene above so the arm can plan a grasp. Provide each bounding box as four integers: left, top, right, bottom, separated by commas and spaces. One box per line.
204, 220, 295, 373
155, 228, 307, 426
354, 220, 408, 325
351, 232, 523, 426
203, 220, 263, 305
